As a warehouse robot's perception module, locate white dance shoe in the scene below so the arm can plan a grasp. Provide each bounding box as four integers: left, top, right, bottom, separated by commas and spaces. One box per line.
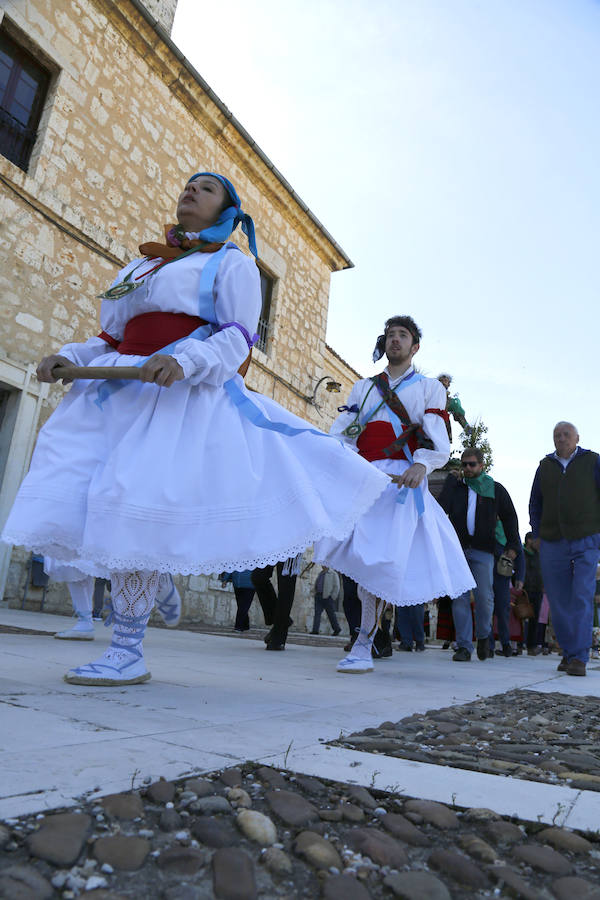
55, 619, 94, 641
336, 655, 374, 674
64, 647, 151, 686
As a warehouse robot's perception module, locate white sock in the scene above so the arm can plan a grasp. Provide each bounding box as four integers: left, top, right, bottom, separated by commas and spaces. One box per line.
68, 576, 94, 623
103, 570, 159, 664
349, 587, 385, 660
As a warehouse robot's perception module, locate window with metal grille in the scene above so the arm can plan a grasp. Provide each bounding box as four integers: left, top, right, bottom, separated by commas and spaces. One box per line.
0, 27, 50, 171
257, 267, 274, 353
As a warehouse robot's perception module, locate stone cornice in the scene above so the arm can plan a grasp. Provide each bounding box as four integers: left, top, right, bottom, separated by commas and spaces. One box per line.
101, 0, 353, 272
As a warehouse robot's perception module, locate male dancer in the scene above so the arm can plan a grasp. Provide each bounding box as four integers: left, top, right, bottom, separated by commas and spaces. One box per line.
315, 316, 475, 672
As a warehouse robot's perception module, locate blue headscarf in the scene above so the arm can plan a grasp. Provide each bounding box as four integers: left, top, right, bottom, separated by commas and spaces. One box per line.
188, 172, 258, 259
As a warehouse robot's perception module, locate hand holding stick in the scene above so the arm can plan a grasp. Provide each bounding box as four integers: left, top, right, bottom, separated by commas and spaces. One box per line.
50, 354, 185, 387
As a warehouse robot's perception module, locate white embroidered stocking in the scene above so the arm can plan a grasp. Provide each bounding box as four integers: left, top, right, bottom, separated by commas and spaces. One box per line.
350, 586, 385, 660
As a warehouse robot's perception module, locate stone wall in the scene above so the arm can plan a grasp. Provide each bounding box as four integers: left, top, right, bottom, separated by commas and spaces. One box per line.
0, 0, 358, 631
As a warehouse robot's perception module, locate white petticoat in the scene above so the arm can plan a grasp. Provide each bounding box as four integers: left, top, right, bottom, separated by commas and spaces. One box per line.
2, 355, 388, 578
314, 458, 475, 606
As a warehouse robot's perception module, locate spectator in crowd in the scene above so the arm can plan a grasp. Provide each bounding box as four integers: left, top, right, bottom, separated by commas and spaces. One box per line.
92, 578, 110, 621
252, 557, 300, 652
439, 447, 520, 662
523, 531, 544, 655
311, 566, 342, 635
529, 421, 600, 676
220, 570, 257, 632
395, 603, 426, 651
489, 535, 525, 657
342, 575, 361, 651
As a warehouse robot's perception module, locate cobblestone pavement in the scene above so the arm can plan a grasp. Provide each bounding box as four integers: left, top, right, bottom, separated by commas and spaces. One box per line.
1, 763, 599, 899
334, 690, 600, 795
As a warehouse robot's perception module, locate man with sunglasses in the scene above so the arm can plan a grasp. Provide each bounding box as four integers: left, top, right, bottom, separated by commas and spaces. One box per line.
439, 448, 520, 662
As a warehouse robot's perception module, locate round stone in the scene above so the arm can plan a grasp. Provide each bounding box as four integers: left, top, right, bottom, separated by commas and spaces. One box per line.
323, 873, 372, 900
512, 844, 572, 875
261, 846, 293, 875
428, 849, 489, 888
0, 864, 53, 900
404, 800, 459, 829
236, 809, 277, 846
27, 812, 91, 866
212, 847, 257, 900
380, 813, 430, 847
536, 827, 592, 854
346, 827, 408, 868
383, 870, 452, 900
265, 789, 319, 827
146, 780, 175, 804
93, 836, 150, 871
157, 847, 209, 874
220, 767, 243, 787
226, 787, 252, 809
551, 876, 600, 900
101, 793, 144, 820
294, 831, 342, 870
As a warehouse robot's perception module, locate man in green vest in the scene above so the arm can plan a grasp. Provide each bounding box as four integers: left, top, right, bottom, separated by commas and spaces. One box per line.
529, 422, 600, 676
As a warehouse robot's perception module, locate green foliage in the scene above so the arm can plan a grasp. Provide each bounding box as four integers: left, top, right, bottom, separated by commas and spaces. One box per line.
460, 418, 493, 472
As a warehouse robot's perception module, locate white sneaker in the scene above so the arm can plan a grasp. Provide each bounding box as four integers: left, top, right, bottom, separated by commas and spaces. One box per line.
64, 648, 151, 685
155, 574, 181, 628
336, 655, 374, 674
55, 621, 95, 641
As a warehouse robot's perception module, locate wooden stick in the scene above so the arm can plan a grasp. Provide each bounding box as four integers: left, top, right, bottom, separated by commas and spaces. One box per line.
53, 365, 143, 381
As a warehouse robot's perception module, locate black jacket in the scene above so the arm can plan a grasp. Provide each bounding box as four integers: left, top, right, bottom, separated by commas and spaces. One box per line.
438, 475, 520, 555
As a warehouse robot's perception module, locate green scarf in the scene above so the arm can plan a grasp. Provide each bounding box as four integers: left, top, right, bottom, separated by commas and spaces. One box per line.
464, 472, 495, 498
464, 473, 505, 545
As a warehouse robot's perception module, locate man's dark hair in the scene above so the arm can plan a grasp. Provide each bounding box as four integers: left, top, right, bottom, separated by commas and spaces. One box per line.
462, 447, 484, 464
525, 532, 534, 542
384, 315, 422, 346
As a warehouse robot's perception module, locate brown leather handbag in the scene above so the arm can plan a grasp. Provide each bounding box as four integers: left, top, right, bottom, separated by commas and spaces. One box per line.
512, 589, 534, 620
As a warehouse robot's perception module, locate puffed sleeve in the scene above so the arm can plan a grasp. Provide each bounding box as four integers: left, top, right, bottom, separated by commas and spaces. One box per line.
169, 249, 261, 386
328, 381, 363, 450
56, 336, 115, 366
412, 379, 451, 474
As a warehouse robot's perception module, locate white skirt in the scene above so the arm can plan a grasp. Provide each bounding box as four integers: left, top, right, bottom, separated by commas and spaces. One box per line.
2, 357, 388, 578
314, 458, 475, 606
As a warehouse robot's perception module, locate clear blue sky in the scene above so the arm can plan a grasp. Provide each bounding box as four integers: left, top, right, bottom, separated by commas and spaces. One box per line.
172, 0, 600, 532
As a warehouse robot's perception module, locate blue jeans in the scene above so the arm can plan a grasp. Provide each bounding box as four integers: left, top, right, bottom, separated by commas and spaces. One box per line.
395, 604, 425, 647
540, 534, 600, 663
452, 547, 494, 653
489, 570, 511, 650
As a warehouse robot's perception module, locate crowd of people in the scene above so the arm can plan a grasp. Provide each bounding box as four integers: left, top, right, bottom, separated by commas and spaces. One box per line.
3, 170, 599, 684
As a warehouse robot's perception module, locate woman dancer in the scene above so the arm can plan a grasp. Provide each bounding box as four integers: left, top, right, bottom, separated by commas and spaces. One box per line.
3, 172, 387, 685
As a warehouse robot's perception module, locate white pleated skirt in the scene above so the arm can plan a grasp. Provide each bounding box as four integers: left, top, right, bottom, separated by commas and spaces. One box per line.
314, 458, 475, 606
2, 357, 388, 578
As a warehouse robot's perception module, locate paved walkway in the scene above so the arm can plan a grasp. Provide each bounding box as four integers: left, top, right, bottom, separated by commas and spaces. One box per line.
1, 607, 598, 830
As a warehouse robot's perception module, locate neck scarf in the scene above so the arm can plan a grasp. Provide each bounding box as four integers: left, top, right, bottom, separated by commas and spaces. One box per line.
139, 225, 223, 260
463, 471, 494, 498
138, 172, 258, 261
465, 473, 506, 545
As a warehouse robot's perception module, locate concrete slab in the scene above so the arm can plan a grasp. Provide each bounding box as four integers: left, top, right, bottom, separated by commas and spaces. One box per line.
1, 607, 599, 827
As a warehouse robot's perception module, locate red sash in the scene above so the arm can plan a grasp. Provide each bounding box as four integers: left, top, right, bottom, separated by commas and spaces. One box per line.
357, 421, 418, 462
98, 312, 252, 376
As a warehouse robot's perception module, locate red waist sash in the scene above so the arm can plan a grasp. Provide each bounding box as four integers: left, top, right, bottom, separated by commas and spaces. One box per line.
98, 312, 252, 377
357, 421, 418, 462
99, 311, 207, 356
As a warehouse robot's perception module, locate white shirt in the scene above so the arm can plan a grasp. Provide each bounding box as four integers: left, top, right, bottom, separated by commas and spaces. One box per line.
330, 366, 450, 474
554, 449, 578, 470
467, 487, 477, 536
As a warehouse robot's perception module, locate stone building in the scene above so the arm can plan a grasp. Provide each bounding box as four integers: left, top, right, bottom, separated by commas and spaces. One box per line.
0, 0, 360, 631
